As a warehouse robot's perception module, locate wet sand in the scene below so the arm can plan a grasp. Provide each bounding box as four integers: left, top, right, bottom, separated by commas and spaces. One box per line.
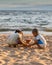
0, 34, 52, 65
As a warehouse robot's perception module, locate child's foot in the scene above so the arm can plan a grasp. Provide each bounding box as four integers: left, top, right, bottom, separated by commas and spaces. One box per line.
8, 45, 11, 47
38, 46, 45, 49
13, 44, 16, 48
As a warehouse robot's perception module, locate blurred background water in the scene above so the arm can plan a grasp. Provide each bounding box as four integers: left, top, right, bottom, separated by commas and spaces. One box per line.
0, 10, 52, 34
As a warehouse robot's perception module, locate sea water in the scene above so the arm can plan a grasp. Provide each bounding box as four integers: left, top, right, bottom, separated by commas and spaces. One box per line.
0, 10, 52, 34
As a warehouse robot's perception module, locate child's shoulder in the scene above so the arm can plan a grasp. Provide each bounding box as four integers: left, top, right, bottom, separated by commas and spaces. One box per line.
36, 34, 41, 38
36, 34, 44, 39
37, 34, 44, 37
39, 34, 44, 38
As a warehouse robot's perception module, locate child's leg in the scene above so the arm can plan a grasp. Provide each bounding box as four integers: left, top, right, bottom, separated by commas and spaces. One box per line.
12, 40, 23, 47
35, 43, 43, 48
29, 40, 43, 48
39, 44, 46, 49
8, 44, 11, 47
35, 42, 46, 49
8, 44, 14, 47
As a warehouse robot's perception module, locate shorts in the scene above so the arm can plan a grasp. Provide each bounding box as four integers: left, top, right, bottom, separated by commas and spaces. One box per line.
38, 40, 46, 48
38, 40, 43, 44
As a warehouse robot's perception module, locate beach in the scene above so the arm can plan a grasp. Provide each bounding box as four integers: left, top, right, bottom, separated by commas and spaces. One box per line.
0, 0, 52, 65
0, 33, 52, 65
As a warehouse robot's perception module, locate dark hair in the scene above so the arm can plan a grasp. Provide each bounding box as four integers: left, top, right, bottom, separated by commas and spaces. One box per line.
32, 28, 38, 33
15, 29, 22, 33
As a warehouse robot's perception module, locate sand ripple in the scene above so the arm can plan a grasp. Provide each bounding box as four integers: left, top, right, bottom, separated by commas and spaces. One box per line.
0, 34, 52, 65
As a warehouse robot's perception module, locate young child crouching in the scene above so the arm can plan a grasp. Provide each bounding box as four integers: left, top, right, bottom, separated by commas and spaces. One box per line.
7, 29, 23, 47
30, 28, 47, 49
7, 29, 28, 47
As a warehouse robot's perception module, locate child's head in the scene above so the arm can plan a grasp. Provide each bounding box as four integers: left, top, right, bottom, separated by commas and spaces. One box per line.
32, 28, 38, 37
15, 29, 23, 35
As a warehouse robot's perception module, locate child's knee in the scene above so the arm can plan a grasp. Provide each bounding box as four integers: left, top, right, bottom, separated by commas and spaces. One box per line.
39, 44, 46, 49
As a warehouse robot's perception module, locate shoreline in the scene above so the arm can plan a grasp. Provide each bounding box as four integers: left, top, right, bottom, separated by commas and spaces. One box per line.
0, 31, 52, 36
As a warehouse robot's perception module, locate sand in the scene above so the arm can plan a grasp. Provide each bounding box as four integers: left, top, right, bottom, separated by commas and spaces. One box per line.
0, 34, 52, 65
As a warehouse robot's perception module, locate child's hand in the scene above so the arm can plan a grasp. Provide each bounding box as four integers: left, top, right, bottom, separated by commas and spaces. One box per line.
29, 39, 34, 44
26, 39, 31, 43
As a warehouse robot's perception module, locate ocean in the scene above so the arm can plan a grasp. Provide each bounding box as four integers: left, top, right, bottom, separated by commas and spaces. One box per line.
0, 10, 52, 34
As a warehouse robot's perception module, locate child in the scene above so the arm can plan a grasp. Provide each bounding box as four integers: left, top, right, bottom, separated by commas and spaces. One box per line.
29, 28, 47, 49
7, 29, 23, 47
7, 29, 28, 47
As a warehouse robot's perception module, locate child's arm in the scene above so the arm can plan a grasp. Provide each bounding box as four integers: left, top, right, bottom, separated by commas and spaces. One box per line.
18, 37, 28, 46
28, 38, 39, 46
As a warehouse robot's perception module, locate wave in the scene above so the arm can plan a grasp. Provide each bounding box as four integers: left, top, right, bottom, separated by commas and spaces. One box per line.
0, 10, 52, 32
